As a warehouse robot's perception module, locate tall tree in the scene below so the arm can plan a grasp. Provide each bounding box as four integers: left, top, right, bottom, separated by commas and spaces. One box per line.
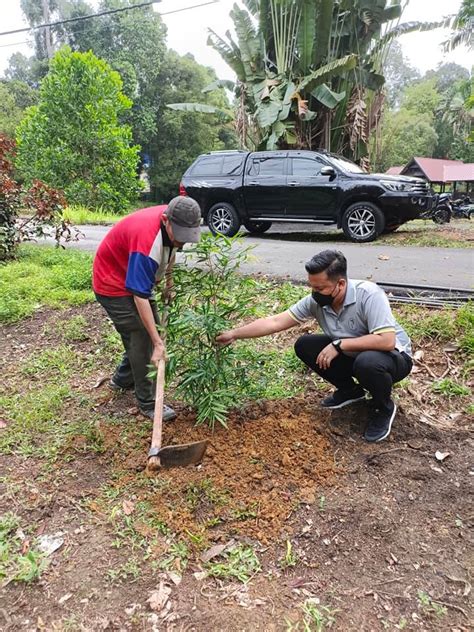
151, 52, 236, 201
16, 47, 140, 211
443, 0, 474, 51
382, 42, 420, 108
54, 0, 167, 149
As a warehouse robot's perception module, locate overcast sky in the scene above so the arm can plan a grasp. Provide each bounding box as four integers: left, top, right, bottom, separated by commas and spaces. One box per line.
0, 0, 470, 79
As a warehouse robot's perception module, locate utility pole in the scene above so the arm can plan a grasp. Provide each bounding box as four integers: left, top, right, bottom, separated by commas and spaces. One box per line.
41, 0, 54, 58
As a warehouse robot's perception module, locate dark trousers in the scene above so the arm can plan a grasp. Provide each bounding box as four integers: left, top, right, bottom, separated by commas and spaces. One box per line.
95, 294, 158, 411
294, 334, 412, 412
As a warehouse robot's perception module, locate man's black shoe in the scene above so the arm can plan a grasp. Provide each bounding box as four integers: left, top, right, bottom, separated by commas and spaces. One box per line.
321, 386, 366, 409
364, 401, 397, 442
109, 379, 134, 392
140, 405, 177, 422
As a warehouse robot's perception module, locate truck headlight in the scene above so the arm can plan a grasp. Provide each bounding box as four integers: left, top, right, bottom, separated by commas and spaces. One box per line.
380, 180, 416, 192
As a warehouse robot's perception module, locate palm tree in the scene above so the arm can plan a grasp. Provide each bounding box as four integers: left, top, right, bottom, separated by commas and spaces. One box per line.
443, 0, 473, 51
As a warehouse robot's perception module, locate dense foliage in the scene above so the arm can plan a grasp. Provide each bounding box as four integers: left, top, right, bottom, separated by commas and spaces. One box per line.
2, 0, 235, 205
174, 0, 450, 170
15, 48, 140, 212
375, 62, 473, 171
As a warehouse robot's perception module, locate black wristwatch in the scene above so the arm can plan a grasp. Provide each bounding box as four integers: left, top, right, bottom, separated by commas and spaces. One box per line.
332, 339, 342, 353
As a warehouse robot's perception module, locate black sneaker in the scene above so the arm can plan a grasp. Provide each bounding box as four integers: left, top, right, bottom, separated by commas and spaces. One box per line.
364, 401, 397, 442
321, 386, 366, 409
109, 379, 134, 392
140, 405, 177, 422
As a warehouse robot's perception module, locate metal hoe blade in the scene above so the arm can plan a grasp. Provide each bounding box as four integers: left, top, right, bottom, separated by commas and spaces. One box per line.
149, 440, 208, 468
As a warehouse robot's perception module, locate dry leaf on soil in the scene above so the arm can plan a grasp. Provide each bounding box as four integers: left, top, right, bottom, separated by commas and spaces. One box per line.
122, 500, 135, 515
92, 376, 109, 389
200, 539, 235, 563
147, 582, 171, 612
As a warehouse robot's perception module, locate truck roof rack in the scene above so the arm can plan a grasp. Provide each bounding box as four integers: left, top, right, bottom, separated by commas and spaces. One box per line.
207, 150, 248, 154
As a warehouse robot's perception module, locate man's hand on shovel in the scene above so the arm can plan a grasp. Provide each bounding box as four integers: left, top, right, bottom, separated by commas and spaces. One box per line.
151, 340, 166, 367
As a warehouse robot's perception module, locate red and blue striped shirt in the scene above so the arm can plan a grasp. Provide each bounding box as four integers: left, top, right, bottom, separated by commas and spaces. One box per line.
92, 205, 176, 298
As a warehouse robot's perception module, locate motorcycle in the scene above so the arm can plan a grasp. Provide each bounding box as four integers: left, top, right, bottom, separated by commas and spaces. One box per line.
420, 192, 452, 224
451, 196, 473, 220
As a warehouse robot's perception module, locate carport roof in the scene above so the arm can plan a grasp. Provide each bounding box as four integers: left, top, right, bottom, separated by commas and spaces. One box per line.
444, 163, 474, 182
402, 157, 464, 182
385, 166, 403, 175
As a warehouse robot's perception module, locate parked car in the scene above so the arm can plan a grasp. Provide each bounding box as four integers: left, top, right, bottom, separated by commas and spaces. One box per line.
179, 150, 434, 242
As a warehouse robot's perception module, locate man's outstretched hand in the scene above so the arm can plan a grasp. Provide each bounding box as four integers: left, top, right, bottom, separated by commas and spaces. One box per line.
215, 330, 236, 346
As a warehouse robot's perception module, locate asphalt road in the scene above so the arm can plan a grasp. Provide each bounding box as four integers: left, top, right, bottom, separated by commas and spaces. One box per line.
65, 223, 473, 289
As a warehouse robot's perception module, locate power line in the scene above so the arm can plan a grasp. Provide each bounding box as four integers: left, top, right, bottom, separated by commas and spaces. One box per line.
0, 0, 163, 38
0, 1, 219, 48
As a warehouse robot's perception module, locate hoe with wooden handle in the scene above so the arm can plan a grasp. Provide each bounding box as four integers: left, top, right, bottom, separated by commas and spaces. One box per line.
146, 259, 208, 471
147, 358, 208, 470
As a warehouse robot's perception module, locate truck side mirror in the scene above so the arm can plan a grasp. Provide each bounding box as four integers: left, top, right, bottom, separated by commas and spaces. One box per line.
321, 166, 336, 178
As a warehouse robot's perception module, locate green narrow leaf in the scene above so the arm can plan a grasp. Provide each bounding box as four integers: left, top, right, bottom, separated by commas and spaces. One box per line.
166, 103, 229, 117
314, 0, 334, 66
297, 0, 316, 71
207, 29, 246, 81
202, 79, 236, 93
369, 19, 451, 59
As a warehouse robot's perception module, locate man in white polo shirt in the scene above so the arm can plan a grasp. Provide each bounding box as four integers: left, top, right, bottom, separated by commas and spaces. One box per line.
216, 250, 413, 443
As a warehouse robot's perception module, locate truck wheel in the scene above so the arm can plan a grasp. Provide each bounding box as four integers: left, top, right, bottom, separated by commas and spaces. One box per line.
243, 220, 272, 234
207, 203, 241, 237
342, 202, 385, 242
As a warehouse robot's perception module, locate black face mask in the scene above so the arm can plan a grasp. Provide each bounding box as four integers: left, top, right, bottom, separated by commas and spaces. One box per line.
312, 291, 334, 307
312, 283, 338, 307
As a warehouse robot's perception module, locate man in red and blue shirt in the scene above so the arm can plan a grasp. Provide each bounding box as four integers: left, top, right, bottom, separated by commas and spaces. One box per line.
93, 196, 201, 420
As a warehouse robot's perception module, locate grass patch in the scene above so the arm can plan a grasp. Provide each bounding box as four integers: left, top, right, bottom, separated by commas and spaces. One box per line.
63, 205, 125, 225
394, 303, 474, 345
0, 344, 102, 461
63, 201, 162, 225
287, 600, 338, 631
0, 245, 93, 323
431, 378, 470, 398
0, 513, 48, 586
417, 590, 447, 618
205, 543, 261, 583
20, 345, 77, 379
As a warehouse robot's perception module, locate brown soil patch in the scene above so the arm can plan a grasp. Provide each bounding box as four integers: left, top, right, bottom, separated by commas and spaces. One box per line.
100, 399, 337, 544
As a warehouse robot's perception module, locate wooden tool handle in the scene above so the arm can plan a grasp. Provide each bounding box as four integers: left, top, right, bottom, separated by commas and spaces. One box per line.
150, 358, 166, 450
149, 257, 175, 454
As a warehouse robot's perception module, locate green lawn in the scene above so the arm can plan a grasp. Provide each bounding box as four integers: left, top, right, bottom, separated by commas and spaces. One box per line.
0, 245, 94, 323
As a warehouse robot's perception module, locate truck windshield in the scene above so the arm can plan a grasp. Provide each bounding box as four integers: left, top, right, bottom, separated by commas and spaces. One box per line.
328, 155, 364, 174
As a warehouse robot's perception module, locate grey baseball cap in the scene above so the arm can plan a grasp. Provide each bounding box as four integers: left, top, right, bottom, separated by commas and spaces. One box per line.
166, 196, 201, 243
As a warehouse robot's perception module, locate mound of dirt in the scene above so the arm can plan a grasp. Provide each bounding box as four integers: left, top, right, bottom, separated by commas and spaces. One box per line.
101, 398, 338, 544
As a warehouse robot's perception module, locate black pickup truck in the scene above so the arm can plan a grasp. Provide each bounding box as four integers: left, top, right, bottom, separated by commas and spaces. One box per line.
180, 150, 433, 242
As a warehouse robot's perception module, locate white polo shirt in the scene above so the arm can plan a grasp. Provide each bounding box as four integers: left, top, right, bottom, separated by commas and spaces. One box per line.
288, 279, 412, 357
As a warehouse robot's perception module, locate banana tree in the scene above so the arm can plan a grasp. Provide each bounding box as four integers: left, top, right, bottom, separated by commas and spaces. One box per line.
169, 1, 445, 166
